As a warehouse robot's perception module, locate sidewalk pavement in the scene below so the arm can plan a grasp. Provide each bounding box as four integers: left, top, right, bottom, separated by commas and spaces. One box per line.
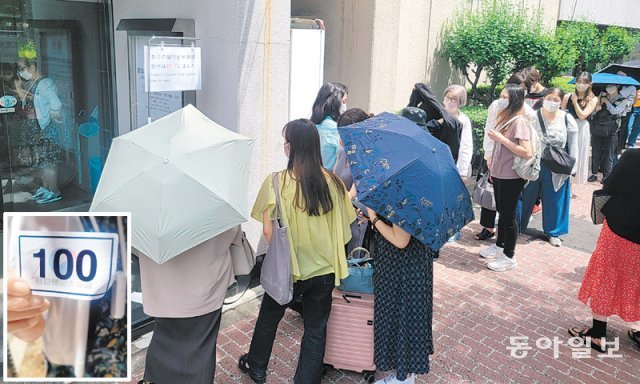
128, 180, 638, 383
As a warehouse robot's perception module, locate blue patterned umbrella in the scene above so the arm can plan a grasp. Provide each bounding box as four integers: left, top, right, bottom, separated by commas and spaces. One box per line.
338, 112, 474, 251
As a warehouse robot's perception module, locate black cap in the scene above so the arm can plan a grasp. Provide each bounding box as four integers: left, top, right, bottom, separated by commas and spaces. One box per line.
400, 107, 427, 126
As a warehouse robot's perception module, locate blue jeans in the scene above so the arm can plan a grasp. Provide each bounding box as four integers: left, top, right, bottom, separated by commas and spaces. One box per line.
628, 107, 640, 147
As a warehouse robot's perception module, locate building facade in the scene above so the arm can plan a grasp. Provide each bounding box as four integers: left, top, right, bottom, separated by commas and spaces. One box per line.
1, 0, 638, 334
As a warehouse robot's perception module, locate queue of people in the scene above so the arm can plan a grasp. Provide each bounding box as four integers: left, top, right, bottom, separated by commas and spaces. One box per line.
7, 71, 638, 383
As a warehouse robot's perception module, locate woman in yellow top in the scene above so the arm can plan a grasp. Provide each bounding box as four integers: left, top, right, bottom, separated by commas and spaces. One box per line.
239, 118, 355, 384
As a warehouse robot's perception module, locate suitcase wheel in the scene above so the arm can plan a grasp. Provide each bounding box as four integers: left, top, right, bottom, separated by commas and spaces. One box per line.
364, 370, 376, 383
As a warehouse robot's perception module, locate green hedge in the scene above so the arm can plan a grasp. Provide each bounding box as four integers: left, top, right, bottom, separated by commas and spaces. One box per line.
549, 76, 575, 94
461, 105, 488, 157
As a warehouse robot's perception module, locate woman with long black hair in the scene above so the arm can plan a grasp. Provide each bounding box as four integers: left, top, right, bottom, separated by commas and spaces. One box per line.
480, 84, 533, 271
310, 82, 348, 170
239, 119, 355, 384
562, 72, 598, 185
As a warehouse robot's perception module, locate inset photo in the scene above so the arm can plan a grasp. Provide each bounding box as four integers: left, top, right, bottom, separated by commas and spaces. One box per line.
3, 213, 131, 381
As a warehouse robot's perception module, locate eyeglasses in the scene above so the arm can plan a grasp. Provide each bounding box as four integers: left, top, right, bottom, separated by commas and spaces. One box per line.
444, 96, 459, 103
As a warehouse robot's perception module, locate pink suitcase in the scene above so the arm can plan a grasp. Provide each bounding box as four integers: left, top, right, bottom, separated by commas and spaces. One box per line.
324, 288, 376, 383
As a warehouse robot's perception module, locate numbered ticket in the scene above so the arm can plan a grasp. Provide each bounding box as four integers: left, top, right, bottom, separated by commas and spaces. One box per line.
17, 231, 119, 300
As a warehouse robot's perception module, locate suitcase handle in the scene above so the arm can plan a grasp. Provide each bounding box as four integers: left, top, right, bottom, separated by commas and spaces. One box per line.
342, 293, 362, 303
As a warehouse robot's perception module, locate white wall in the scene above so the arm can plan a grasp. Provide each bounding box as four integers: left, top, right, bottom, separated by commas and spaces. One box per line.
112, 0, 291, 251
291, 0, 375, 114
559, 0, 640, 29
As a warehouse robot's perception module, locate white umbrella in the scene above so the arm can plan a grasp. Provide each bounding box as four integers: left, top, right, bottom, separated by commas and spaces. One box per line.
90, 104, 254, 264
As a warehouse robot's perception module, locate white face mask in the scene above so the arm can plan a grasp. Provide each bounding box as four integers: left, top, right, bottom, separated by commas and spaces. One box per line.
496, 98, 509, 109
542, 100, 561, 113
606, 86, 617, 95
18, 69, 32, 81
575, 83, 589, 92
339, 102, 347, 114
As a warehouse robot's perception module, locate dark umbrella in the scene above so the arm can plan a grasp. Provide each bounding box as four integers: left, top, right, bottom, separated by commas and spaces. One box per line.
338, 112, 474, 251
597, 64, 640, 83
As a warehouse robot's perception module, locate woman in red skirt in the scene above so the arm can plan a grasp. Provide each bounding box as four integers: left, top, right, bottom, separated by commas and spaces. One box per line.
569, 149, 640, 352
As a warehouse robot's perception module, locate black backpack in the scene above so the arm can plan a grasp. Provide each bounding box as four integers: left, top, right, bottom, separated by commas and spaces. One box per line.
591, 107, 621, 137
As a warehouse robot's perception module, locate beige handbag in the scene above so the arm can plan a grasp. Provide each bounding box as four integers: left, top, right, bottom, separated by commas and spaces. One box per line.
229, 226, 256, 276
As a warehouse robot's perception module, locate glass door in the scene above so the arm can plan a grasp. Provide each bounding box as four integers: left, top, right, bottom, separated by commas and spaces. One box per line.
0, 0, 116, 222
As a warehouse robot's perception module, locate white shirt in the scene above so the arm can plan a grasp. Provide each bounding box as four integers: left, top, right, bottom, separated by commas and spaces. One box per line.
455, 111, 473, 177
483, 101, 536, 160
620, 86, 636, 114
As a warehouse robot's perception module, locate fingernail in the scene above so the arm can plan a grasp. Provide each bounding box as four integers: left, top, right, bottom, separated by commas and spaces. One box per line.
11, 280, 30, 294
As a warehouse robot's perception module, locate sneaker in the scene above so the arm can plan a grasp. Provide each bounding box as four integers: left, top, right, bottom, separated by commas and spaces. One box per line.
35, 191, 62, 204
375, 373, 416, 384
549, 236, 562, 247
587, 174, 598, 182
487, 253, 517, 272
479, 244, 503, 259
31, 187, 49, 200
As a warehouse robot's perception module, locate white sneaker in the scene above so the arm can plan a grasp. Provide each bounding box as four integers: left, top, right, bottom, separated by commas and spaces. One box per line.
548, 236, 562, 247
479, 244, 503, 259
375, 373, 416, 384
487, 253, 517, 272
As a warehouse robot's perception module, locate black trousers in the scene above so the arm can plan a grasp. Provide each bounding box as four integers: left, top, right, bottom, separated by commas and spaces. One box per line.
247, 273, 335, 384
591, 134, 615, 178
477, 160, 496, 229
493, 177, 526, 258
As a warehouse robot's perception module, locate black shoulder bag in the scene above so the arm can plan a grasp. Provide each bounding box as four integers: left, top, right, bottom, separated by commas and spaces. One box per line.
537, 110, 575, 175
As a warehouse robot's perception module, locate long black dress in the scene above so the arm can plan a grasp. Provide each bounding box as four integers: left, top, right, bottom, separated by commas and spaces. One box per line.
373, 232, 435, 380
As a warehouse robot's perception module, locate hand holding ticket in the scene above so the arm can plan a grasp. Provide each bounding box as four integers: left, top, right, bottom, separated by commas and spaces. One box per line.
7, 274, 49, 342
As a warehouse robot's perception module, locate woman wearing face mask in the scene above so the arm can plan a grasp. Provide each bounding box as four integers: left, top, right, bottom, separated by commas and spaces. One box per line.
561, 72, 598, 185
589, 84, 629, 183
443, 85, 473, 183
476, 73, 535, 242
239, 119, 355, 384
520, 88, 579, 247
310, 82, 349, 170
15, 57, 64, 204
480, 84, 533, 271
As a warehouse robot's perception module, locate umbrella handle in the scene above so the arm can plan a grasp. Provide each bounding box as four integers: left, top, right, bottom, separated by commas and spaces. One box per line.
348, 247, 371, 260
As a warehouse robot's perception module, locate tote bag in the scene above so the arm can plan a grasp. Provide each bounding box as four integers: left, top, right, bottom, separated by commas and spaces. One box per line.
472, 171, 496, 210
260, 173, 294, 305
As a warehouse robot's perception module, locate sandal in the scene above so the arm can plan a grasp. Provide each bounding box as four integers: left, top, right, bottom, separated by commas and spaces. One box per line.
238, 353, 266, 384
475, 228, 495, 241
568, 326, 607, 353
629, 329, 640, 349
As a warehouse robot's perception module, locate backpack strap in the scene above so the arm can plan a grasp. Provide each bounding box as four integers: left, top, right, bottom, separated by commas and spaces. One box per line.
497, 115, 522, 134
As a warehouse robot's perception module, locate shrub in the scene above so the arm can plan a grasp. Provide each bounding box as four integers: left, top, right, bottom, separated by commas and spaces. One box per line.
461, 105, 488, 157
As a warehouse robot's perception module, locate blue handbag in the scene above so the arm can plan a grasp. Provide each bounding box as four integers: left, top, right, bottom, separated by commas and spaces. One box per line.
338, 247, 374, 294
